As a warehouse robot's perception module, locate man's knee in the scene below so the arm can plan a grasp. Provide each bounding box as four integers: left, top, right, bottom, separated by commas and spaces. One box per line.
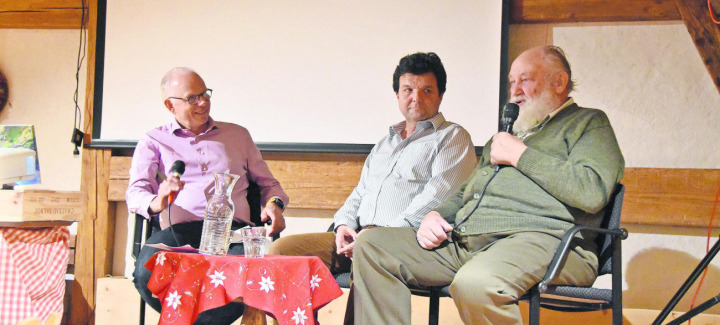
133, 264, 150, 288
133, 246, 161, 292
267, 235, 294, 255
353, 228, 384, 258
450, 269, 523, 306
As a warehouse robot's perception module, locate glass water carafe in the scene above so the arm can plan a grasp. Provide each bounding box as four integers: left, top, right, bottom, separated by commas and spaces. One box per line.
199, 172, 240, 255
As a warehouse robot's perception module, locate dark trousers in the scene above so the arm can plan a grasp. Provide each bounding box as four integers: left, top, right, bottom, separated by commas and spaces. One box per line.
133, 220, 247, 325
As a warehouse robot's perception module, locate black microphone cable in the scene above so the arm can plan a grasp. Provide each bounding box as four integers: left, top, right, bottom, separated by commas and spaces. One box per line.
158, 161, 185, 247
167, 201, 181, 248
452, 103, 520, 235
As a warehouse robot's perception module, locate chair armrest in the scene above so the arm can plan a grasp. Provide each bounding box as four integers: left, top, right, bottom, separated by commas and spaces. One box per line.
538, 225, 628, 292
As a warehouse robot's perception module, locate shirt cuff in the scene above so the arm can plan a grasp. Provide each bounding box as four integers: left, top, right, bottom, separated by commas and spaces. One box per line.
139, 195, 159, 218
334, 219, 359, 233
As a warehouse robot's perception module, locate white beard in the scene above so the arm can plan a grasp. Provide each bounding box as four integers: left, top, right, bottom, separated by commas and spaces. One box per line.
512, 89, 557, 134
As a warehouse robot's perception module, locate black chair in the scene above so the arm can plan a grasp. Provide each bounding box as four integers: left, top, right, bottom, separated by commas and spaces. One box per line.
332, 184, 627, 325
418, 184, 627, 325
131, 181, 268, 324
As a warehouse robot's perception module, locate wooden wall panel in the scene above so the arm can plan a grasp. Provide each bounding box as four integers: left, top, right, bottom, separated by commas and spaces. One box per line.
622, 168, 720, 227
510, 0, 680, 23
263, 152, 364, 210
108, 156, 131, 201
108, 154, 720, 228
0, 0, 84, 29
72, 147, 96, 325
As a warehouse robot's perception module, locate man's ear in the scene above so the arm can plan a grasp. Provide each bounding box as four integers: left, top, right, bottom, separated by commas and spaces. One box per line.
164, 99, 175, 113
553, 72, 570, 95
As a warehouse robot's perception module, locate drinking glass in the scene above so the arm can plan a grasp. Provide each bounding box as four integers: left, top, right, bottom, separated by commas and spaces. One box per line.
241, 227, 267, 258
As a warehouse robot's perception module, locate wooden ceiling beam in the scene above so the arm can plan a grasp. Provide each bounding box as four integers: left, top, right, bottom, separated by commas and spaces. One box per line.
675, 0, 720, 94
0, 0, 83, 29
1, 0, 685, 29
511, 0, 680, 24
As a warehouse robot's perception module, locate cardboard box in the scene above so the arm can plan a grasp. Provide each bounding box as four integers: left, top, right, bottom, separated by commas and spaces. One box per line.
0, 189, 84, 223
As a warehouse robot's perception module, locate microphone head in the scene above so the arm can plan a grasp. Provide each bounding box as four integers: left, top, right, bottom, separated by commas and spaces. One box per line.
501, 103, 520, 133
502, 102, 520, 121
170, 160, 186, 177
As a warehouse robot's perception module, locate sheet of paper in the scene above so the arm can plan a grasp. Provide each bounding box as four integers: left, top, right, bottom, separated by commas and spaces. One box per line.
144, 243, 198, 253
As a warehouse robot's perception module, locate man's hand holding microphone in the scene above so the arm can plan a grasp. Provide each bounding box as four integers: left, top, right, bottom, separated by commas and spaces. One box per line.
148, 160, 185, 215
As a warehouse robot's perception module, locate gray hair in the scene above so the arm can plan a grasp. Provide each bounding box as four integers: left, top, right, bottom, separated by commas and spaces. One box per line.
541, 46, 575, 94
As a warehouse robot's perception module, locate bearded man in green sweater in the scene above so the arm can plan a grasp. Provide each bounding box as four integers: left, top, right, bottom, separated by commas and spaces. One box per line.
350, 45, 625, 325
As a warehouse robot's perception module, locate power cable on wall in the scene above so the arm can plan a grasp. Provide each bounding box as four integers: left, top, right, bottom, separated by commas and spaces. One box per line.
71, 0, 88, 156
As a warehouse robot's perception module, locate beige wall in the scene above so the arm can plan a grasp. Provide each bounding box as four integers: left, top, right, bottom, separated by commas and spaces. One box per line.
3, 19, 720, 316
0, 29, 85, 192
511, 22, 720, 169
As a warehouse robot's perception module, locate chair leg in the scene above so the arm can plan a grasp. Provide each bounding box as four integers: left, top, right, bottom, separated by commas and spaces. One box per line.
139, 299, 146, 325
612, 238, 624, 325
428, 289, 440, 325
528, 285, 540, 325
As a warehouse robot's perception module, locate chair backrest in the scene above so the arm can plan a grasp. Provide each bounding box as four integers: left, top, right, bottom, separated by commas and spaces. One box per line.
595, 183, 625, 276
247, 180, 263, 226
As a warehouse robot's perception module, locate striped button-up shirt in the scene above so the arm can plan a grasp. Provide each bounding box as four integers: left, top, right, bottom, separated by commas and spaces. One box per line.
334, 113, 477, 230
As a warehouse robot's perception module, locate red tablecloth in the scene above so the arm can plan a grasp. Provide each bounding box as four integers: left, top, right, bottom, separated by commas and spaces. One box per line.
0, 226, 69, 325
146, 252, 343, 325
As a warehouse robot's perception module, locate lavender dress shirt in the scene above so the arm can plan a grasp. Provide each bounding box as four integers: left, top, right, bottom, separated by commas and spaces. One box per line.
126, 118, 289, 228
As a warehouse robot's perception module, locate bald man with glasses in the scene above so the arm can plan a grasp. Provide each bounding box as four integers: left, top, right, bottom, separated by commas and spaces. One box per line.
127, 67, 289, 324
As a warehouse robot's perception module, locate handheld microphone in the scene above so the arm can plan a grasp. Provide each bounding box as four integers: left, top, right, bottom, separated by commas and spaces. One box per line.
500, 102, 520, 133
495, 103, 520, 172
166, 160, 185, 248
167, 160, 185, 205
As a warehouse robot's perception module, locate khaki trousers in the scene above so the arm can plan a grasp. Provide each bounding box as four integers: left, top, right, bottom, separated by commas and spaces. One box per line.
352, 227, 598, 325
268, 231, 353, 273
268, 231, 357, 324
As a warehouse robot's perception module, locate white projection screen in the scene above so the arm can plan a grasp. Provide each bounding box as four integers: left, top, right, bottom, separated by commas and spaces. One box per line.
93, 0, 508, 152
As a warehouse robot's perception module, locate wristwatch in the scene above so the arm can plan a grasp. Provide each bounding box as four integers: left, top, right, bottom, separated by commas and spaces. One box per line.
267, 197, 285, 210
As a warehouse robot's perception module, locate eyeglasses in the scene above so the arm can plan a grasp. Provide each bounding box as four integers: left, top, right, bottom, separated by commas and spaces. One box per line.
168, 89, 212, 106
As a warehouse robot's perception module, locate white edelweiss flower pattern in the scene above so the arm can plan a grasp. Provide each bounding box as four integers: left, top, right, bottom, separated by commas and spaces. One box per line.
309, 274, 321, 291
155, 252, 167, 265
209, 270, 226, 288
259, 276, 275, 293
165, 290, 181, 309
291, 307, 308, 325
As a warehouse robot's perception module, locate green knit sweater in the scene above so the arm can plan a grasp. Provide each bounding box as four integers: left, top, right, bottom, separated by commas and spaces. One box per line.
435, 103, 625, 251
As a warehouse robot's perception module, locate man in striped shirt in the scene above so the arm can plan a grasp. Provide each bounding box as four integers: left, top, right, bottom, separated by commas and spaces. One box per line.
269, 52, 477, 286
